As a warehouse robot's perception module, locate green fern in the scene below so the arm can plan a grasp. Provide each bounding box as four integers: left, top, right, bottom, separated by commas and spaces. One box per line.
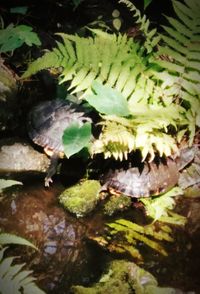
22, 29, 148, 100
0, 233, 44, 294
90, 219, 175, 261
21, 0, 199, 161
118, 0, 160, 53
152, 0, 200, 132
0, 233, 37, 250
0, 247, 45, 294
91, 103, 187, 160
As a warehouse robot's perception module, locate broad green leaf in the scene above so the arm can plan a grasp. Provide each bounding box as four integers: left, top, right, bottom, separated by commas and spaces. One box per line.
0, 233, 38, 250
85, 81, 130, 116
0, 179, 23, 192
62, 122, 92, 158
0, 24, 41, 53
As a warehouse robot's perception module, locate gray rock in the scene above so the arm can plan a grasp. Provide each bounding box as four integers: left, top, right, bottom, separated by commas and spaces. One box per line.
0, 139, 50, 175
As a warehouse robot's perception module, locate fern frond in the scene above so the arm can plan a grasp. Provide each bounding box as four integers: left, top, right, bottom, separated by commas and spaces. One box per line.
118, 0, 160, 52
91, 102, 184, 161
152, 0, 200, 131
22, 29, 148, 101
91, 121, 135, 160
0, 248, 45, 294
0, 233, 37, 250
21, 49, 63, 78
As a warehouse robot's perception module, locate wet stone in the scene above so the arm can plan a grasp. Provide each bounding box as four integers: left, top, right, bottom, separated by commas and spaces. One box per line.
0, 138, 50, 176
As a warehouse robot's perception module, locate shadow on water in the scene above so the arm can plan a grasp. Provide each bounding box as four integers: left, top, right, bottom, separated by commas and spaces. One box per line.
0, 177, 200, 293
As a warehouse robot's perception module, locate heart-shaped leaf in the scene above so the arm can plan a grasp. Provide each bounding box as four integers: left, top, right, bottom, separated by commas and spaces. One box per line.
62, 122, 92, 158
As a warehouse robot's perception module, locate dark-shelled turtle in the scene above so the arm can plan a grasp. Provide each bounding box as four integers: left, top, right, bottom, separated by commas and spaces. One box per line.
100, 146, 198, 198
28, 99, 91, 186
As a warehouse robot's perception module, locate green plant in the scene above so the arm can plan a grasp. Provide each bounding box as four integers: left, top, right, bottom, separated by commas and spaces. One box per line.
0, 179, 22, 192
21, 0, 200, 161
0, 233, 37, 249
90, 186, 186, 261
151, 0, 200, 143
90, 219, 174, 261
0, 233, 45, 294
0, 23, 41, 54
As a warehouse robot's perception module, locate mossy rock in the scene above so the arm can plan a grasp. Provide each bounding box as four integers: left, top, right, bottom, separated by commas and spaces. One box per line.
103, 195, 132, 216
59, 180, 101, 217
71, 259, 180, 294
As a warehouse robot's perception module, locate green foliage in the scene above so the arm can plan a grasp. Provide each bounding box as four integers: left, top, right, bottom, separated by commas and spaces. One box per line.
152, 0, 200, 135
91, 219, 174, 261
22, 28, 145, 98
0, 179, 22, 192
0, 233, 37, 250
119, 0, 160, 53
140, 187, 186, 224
72, 259, 181, 294
90, 186, 186, 260
91, 103, 185, 160
62, 122, 92, 158
0, 233, 43, 293
0, 247, 45, 294
0, 24, 41, 53
22, 0, 199, 161
85, 81, 130, 116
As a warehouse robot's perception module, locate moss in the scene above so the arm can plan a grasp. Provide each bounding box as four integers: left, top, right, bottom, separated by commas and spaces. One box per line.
71, 259, 180, 294
71, 260, 134, 294
59, 180, 101, 217
103, 195, 132, 216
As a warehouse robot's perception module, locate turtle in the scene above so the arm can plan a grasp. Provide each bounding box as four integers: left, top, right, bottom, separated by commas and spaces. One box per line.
100, 146, 198, 198
27, 98, 91, 187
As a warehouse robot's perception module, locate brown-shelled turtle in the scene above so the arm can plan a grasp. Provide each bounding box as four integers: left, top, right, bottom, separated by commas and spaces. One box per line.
100, 146, 199, 198
27, 98, 91, 186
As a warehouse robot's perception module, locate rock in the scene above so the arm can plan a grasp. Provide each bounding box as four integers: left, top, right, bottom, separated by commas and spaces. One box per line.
103, 194, 132, 216
178, 147, 200, 190
0, 139, 50, 176
59, 180, 101, 217
71, 259, 184, 294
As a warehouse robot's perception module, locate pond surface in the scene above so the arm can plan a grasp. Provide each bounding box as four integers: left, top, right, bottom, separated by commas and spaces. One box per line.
0, 179, 109, 293
0, 178, 200, 293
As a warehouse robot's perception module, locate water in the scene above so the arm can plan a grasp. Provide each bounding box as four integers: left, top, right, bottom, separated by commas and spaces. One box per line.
0, 178, 200, 293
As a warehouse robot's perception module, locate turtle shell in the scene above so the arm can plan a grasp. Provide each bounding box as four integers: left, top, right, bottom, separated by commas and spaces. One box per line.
28, 99, 91, 154
101, 158, 180, 198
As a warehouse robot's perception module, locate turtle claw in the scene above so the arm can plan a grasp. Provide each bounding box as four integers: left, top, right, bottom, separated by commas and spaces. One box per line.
44, 177, 53, 187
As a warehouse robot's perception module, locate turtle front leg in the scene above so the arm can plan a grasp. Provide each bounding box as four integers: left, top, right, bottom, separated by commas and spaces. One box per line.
44, 152, 59, 187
